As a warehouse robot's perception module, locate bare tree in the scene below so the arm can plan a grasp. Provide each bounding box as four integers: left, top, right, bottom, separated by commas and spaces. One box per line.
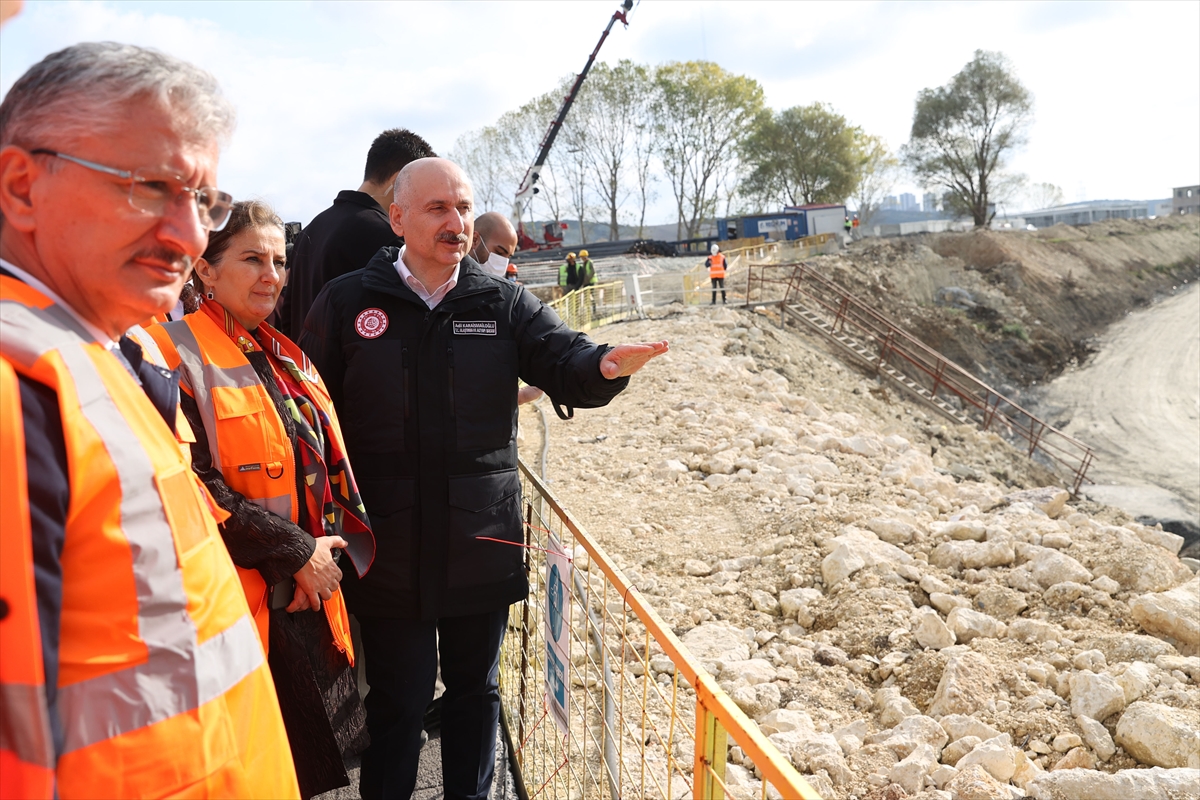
902, 50, 1033, 228
449, 126, 507, 213
1023, 181, 1064, 211
850, 132, 899, 231
574, 60, 649, 240
629, 113, 657, 238
497, 95, 568, 230
652, 61, 764, 240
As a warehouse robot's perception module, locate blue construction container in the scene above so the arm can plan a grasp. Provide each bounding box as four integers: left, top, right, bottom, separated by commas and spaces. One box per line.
716, 213, 806, 241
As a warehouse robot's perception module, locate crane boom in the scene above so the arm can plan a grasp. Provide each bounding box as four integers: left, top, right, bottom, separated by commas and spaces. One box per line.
513, 0, 633, 244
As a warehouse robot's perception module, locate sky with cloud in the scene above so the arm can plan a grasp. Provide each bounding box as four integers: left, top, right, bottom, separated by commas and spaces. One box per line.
1, 0, 1196, 226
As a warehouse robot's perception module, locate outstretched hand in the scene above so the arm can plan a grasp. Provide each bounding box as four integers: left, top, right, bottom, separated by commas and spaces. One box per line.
599, 341, 669, 380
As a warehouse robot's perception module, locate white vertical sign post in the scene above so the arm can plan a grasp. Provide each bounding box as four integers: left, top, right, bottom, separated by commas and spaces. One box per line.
544, 535, 572, 737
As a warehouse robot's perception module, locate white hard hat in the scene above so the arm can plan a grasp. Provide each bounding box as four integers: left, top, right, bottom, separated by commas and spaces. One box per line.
710, 243, 720, 255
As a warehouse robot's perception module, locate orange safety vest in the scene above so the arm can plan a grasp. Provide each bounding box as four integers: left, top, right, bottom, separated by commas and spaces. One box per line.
708, 252, 727, 279
146, 312, 358, 662
0, 277, 299, 800
0, 359, 55, 800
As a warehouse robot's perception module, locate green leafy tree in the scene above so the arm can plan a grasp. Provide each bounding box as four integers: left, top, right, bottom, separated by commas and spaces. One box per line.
652, 61, 764, 240
849, 132, 899, 231
740, 103, 858, 209
902, 50, 1032, 228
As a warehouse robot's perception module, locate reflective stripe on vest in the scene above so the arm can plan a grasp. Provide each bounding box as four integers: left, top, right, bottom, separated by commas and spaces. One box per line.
0, 298, 266, 755
152, 314, 365, 664
0, 682, 54, 773
0, 357, 56, 800
161, 319, 295, 521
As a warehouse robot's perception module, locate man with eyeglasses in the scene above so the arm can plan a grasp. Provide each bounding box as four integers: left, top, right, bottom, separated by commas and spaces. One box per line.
0, 42, 299, 799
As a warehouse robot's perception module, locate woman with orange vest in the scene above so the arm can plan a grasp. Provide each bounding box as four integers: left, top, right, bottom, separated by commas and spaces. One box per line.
706, 243, 728, 304
146, 201, 376, 799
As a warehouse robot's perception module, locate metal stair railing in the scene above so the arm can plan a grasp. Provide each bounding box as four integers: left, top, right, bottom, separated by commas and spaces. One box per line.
782, 304, 974, 427
745, 263, 1095, 493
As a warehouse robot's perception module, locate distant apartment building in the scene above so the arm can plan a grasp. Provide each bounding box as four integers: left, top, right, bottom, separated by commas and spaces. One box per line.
899, 192, 918, 211
1173, 185, 1199, 215
923, 192, 939, 213
883, 194, 900, 209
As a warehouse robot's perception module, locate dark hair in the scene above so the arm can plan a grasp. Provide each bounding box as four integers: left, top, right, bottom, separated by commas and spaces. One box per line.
363, 128, 436, 185
202, 199, 283, 265
189, 200, 283, 309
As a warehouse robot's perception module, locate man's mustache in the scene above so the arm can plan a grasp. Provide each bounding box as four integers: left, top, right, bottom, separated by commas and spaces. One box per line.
437, 233, 469, 245
133, 247, 194, 275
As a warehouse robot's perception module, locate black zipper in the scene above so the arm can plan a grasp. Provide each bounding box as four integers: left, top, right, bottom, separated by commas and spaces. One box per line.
402, 346, 410, 419
447, 346, 455, 416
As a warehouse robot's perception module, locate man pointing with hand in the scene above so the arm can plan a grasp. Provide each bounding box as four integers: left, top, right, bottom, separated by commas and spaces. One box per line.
300, 157, 666, 799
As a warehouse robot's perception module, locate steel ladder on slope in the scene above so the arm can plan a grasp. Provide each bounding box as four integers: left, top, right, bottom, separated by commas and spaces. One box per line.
742, 262, 1095, 494
781, 303, 974, 426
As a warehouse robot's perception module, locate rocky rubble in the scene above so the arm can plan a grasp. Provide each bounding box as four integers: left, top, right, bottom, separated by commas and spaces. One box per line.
520, 305, 1200, 799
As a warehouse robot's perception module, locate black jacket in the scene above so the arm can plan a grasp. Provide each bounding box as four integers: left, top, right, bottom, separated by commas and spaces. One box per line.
280, 190, 400, 338
299, 248, 629, 619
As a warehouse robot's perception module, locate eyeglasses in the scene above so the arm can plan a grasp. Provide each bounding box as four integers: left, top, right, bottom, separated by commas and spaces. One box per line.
31, 149, 234, 231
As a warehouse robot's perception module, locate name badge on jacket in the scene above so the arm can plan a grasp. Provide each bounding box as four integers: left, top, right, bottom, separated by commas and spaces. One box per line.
453, 321, 497, 336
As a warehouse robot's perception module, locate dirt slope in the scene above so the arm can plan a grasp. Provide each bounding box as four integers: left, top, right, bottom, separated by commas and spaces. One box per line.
1037, 283, 1200, 531
810, 217, 1200, 392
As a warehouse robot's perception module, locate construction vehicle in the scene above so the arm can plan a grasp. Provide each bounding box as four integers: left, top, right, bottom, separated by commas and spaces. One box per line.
513, 0, 634, 251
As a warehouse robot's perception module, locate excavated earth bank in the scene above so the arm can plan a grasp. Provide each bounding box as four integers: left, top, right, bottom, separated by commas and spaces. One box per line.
814, 217, 1200, 392
518, 291, 1199, 799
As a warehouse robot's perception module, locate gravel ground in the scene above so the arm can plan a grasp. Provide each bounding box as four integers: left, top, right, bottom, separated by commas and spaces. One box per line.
514, 303, 1199, 800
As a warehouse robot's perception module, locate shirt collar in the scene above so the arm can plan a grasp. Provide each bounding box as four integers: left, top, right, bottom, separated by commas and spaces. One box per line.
393, 245, 459, 310
0, 257, 117, 348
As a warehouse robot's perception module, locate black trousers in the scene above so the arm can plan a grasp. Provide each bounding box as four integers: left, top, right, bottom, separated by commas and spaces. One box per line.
711, 277, 726, 304
357, 609, 508, 800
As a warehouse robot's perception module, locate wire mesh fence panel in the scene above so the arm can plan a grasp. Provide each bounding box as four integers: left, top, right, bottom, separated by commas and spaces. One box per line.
500, 459, 821, 800
547, 281, 634, 333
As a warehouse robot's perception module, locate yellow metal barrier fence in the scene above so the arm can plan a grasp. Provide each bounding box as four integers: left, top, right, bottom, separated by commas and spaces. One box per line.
679, 235, 838, 307
500, 458, 821, 800
548, 281, 634, 333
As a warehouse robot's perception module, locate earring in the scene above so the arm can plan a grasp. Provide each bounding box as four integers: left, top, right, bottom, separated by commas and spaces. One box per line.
207, 291, 214, 300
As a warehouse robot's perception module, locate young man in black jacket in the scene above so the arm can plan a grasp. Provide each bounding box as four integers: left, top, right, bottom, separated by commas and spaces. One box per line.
300, 157, 666, 800
279, 128, 435, 337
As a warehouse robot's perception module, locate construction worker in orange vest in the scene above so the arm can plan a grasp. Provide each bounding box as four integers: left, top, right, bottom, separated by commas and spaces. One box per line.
706, 243, 728, 304
0, 43, 298, 799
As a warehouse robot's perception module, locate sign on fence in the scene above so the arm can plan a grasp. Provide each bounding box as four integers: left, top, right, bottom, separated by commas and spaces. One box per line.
544, 535, 572, 736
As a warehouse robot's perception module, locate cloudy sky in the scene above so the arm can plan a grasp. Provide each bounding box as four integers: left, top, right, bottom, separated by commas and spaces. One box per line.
2, 0, 1196, 226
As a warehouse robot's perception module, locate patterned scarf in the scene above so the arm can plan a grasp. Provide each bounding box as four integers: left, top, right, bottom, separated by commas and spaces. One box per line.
200, 300, 374, 573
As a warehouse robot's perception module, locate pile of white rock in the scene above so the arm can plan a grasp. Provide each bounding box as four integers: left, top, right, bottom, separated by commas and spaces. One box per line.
539, 308, 1200, 800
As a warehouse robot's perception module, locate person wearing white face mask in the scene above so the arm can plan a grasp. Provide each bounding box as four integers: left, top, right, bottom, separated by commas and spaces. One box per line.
468, 211, 518, 278
467, 212, 542, 404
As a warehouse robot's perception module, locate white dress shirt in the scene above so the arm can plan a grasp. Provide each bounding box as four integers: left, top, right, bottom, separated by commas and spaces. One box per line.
393, 246, 459, 310
1, 257, 115, 348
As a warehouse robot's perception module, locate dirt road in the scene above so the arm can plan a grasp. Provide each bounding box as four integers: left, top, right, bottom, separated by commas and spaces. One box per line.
1041, 282, 1200, 526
